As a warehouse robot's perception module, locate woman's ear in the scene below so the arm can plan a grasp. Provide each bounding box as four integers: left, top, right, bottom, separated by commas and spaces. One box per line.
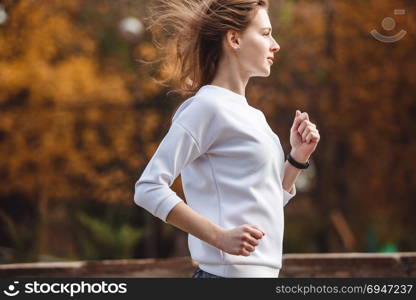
225, 29, 241, 50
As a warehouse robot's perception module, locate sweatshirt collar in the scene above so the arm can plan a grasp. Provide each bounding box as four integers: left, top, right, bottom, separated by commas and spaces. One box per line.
197, 84, 248, 105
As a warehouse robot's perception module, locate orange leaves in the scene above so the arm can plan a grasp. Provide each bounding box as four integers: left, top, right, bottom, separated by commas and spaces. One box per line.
134, 42, 157, 62
0, 0, 130, 107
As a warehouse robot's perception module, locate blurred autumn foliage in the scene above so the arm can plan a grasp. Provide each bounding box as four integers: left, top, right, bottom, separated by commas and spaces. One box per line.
0, 0, 415, 263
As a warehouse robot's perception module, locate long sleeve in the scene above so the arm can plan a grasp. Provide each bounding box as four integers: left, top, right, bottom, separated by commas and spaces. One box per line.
133, 121, 202, 223
283, 184, 296, 207
133, 98, 219, 223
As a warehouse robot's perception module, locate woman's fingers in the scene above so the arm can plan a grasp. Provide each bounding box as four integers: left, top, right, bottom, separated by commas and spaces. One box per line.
297, 120, 307, 135
240, 248, 251, 256
243, 234, 259, 247
243, 242, 255, 252
306, 130, 320, 143
236, 224, 266, 256
298, 121, 318, 142
238, 242, 255, 256
298, 120, 315, 134
302, 127, 310, 141
302, 126, 317, 142
249, 224, 265, 236
245, 225, 264, 239
291, 111, 304, 132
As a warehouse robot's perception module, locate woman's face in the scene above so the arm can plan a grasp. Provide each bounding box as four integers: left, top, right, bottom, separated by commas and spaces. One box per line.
237, 8, 280, 77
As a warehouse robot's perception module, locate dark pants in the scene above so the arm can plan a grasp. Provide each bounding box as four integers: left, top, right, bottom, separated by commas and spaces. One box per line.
191, 266, 225, 278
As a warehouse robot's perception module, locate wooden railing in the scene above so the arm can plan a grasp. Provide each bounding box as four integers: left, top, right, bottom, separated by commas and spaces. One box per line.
1, 252, 415, 278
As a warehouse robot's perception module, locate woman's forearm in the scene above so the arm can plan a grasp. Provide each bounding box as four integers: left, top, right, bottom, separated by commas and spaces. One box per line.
166, 201, 224, 249
282, 150, 307, 193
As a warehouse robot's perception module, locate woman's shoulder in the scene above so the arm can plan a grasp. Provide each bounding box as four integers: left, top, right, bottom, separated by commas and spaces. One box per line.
171, 94, 221, 124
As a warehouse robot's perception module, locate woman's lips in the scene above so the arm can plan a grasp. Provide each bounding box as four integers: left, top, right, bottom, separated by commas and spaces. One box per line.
267, 58, 274, 64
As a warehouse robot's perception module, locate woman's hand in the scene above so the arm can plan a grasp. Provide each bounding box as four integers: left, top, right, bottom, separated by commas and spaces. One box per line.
290, 110, 320, 162
216, 224, 265, 256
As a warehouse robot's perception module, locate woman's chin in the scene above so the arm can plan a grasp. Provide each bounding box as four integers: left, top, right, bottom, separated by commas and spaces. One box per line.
261, 69, 271, 77
250, 67, 271, 78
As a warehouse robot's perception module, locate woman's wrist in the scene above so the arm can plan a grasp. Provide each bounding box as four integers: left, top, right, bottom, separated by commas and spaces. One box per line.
290, 149, 310, 164
213, 226, 225, 250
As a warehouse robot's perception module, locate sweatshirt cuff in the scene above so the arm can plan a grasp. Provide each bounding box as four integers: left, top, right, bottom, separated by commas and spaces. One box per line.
283, 184, 296, 207
155, 193, 184, 223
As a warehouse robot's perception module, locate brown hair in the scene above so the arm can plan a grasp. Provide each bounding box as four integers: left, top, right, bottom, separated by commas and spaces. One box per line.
141, 0, 269, 99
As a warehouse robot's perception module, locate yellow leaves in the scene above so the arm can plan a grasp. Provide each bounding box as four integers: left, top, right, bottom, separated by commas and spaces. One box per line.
53, 56, 101, 103
0, 0, 129, 107
141, 110, 160, 140
139, 77, 163, 99
93, 169, 129, 204
145, 142, 159, 159
85, 107, 102, 123
113, 134, 130, 156
0, 61, 29, 94
128, 155, 144, 171
83, 128, 100, 147
45, 56, 130, 105
0, 104, 153, 204
9, 0, 85, 58
134, 42, 157, 61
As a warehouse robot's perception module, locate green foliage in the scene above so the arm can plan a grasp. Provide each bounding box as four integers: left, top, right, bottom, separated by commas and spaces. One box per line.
0, 210, 40, 263
74, 210, 144, 260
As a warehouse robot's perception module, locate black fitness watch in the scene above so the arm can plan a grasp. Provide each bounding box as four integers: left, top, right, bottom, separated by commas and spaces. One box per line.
285, 153, 310, 169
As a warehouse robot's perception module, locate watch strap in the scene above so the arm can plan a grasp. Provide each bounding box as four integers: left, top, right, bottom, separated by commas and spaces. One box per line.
286, 153, 310, 169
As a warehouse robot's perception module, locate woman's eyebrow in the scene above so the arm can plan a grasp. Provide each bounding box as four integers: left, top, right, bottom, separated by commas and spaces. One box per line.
260, 27, 272, 31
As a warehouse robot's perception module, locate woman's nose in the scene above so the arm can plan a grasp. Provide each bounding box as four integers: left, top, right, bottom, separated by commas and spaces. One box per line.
271, 39, 280, 52
271, 43, 280, 53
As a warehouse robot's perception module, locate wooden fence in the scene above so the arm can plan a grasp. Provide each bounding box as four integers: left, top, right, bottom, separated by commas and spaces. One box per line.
1, 252, 415, 278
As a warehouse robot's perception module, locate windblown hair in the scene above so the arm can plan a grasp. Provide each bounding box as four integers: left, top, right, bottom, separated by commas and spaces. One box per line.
142, 0, 269, 99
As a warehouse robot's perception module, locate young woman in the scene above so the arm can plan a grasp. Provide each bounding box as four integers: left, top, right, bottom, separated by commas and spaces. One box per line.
134, 0, 320, 278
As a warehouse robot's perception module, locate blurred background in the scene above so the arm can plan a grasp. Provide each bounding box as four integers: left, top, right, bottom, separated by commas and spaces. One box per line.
0, 0, 415, 265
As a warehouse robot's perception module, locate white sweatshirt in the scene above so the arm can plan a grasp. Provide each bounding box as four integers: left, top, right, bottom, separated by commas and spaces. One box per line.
134, 84, 296, 278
